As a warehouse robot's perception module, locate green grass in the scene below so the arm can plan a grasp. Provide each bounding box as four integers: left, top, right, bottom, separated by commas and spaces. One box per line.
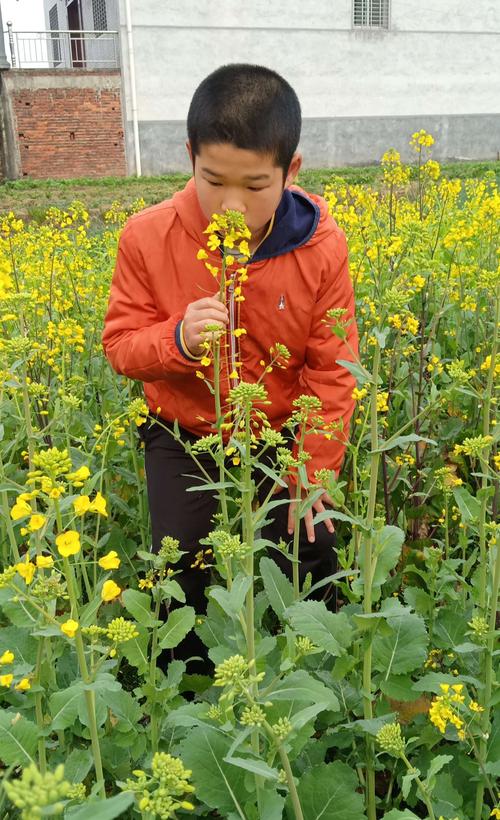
1, 161, 498, 223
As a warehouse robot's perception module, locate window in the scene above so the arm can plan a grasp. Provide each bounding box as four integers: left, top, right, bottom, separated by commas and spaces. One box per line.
353, 0, 390, 28
49, 4, 61, 64
92, 0, 108, 31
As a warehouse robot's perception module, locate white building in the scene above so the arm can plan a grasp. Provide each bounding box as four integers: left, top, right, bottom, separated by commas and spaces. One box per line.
44, 0, 500, 174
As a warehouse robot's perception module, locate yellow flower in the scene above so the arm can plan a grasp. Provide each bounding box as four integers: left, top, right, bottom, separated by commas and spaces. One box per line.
16, 555, 36, 585
101, 580, 121, 602
233, 328, 247, 338
36, 554, 54, 569
207, 234, 221, 251
60, 619, 79, 638
28, 514, 46, 532
225, 254, 235, 267
89, 492, 107, 517
200, 356, 211, 367
0, 673, 14, 687
14, 677, 31, 691
195, 370, 205, 379
73, 495, 91, 516
56, 530, 81, 557
98, 550, 121, 570
0, 650, 14, 664
196, 248, 208, 260
204, 262, 219, 277
67, 465, 90, 483
238, 240, 250, 257
10, 499, 31, 520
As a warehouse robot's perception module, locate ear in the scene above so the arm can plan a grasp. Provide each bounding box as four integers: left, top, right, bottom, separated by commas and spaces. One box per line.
285, 152, 302, 187
186, 140, 195, 170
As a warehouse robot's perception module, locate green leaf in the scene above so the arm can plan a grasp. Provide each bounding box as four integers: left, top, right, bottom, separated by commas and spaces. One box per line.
380, 675, 418, 702
157, 606, 195, 650
79, 594, 103, 628
105, 687, 143, 732
382, 811, 420, 820
413, 671, 483, 694
209, 575, 252, 618
285, 600, 353, 657
122, 588, 159, 628
354, 525, 404, 601
402, 768, 420, 799
63, 748, 93, 783
373, 609, 428, 677
432, 771, 463, 817
260, 790, 285, 820
424, 754, 453, 795
120, 623, 149, 675
260, 556, 294, 619
452, 486, 481, 522
224, 755, 278, 780
288, 761, 366, 819
0, 711, 39, 766
0, 625, 38, 665
336, 358, 373, 386
180, 727, 247, 818
375, 434, 436, 453
1, 596, 39, 627
267, 670, 340, 710
65, 792, 135, 819
291, 702, 333, 730
49, 683, 85, 730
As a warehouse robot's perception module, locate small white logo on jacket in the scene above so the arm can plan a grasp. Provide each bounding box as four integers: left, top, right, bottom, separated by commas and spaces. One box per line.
278, 294, 286, 310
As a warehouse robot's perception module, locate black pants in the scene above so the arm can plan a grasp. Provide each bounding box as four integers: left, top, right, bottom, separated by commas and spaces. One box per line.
139, 418, 337, 673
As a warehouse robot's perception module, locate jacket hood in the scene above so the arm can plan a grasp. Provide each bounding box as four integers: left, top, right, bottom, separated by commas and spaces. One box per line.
171, 178, 335, 262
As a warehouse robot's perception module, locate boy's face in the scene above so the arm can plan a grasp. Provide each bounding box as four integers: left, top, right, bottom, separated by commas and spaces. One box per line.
188, 142, 302, 243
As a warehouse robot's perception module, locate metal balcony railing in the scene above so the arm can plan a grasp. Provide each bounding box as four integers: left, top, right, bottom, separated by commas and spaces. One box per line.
5, 26, 120, 70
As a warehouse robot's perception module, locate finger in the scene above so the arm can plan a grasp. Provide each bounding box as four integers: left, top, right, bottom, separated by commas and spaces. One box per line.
321, 492, 335, 507
304, 509, 315, 543
313, 499, 335, 533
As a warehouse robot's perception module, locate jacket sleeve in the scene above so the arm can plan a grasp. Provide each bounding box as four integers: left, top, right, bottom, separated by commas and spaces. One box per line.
102, 220, 201, 382
296, 232, 358, 478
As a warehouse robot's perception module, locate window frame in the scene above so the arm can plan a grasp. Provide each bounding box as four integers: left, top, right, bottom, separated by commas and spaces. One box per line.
352, 0, 390, 30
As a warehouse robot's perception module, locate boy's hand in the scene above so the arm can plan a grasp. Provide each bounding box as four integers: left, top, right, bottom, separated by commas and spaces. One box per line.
183, 295, 229, 357
275, 477, 336, 543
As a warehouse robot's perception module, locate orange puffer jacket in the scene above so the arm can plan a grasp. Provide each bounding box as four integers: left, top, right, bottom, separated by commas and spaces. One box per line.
102, 179, 358, 477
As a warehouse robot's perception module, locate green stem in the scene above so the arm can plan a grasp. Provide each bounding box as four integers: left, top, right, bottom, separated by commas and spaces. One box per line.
262, 719, 303, 820
33, 638, 47, 774
362, 343, 381, 820
292, 424, 306, 600
401, 753, 436, 820
241, 403, 262, 814
213, 340, 229, 528
474, 285, 499, 819
129, 420, 147, 551
149, 569, 164, 755
54, 500, 105, 797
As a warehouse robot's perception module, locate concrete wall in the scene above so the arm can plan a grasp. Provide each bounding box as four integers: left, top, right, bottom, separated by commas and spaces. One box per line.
117, 0, 500, 173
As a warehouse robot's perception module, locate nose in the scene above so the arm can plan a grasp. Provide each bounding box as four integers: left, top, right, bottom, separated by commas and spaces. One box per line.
220, 189, 246, 214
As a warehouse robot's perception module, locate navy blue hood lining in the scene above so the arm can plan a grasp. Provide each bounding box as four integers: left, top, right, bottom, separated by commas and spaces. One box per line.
251, 188, 320, 263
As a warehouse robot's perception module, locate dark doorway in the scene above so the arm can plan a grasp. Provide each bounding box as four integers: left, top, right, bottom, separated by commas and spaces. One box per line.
67, 0, 85, 68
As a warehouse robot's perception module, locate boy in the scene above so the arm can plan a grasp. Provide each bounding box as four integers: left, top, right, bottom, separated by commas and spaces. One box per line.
102, 64, 358, 671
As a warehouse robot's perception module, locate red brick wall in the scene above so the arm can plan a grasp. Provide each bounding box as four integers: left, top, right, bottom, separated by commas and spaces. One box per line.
5, 70, 126, 179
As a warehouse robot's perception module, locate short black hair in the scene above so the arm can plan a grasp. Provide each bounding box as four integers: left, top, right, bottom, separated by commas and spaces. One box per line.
187, 64, 301, 174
